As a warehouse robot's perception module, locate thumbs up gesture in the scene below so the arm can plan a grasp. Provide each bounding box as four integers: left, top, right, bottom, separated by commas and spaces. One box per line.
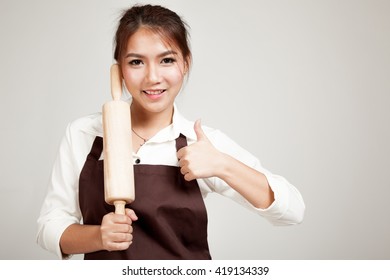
177, 119, 223, 181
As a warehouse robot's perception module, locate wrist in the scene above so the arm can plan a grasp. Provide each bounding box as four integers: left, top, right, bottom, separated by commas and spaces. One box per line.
215, 152, 234, 180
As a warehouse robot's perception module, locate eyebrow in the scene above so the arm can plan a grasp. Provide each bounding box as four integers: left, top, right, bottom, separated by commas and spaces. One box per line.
125, 50, 178, 59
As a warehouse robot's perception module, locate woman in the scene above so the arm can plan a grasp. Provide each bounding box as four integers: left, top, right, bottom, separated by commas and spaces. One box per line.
37, 4, 305, 260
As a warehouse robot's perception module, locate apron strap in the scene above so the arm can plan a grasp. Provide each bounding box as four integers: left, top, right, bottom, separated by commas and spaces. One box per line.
87, 136, 103, 160
175, 133, 188, 152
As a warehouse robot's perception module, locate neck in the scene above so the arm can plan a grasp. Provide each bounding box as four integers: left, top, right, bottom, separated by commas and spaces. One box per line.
130, 103, 174, 138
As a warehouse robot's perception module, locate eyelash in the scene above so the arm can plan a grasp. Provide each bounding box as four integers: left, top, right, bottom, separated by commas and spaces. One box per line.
129, 59, 143, 66
161, 57, 176, 64
128, 57, 176, 66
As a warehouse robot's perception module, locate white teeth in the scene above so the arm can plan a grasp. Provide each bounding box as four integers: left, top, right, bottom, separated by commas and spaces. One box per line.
144, 90, 164, 95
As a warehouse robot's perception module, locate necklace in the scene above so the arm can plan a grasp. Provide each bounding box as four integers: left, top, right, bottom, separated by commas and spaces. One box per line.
132, 128, 149, 146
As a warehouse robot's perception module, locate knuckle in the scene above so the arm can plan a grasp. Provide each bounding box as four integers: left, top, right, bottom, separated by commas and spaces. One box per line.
120, 233, 129, 241
182, 158, 190, 165
184, 173, 192, 181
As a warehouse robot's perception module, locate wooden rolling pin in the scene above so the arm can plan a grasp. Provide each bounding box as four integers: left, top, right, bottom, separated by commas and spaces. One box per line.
102, 64, 135, 214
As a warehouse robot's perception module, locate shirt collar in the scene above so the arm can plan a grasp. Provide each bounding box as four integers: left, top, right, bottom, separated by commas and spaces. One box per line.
78, 85, 132, 137
78, 103, 197, 142
147, 103, 197, 143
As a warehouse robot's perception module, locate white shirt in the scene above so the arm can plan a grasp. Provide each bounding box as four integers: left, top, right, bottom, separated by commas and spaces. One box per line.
36, 105, 305, 259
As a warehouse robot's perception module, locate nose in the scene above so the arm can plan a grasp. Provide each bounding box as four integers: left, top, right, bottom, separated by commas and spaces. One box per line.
145, 63, 160, 84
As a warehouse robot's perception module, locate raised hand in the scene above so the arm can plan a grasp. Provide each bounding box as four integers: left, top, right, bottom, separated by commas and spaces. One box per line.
177, 119, 224, 181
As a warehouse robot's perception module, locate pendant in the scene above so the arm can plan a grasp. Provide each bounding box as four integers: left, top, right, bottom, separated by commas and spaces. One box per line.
139, 139, 147, 147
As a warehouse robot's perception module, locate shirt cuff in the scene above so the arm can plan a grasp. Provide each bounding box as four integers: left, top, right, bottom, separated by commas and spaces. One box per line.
249, 171, 305, 226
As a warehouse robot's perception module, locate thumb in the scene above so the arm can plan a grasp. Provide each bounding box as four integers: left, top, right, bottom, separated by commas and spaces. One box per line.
194, 119, 207, 141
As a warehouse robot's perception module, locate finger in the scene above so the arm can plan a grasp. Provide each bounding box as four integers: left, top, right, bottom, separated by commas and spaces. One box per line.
194, 119, 208, 142
184, 172, 195, 181
103, 212, 129, 225
109, 231, 133, 244
111, 213, 132, 224
176, 146, 186, 160
177, 150, 191, 167
107, 240, 132, 252
114, 223, 132, 234
180, 166, 189, 175
125, 209, 138, 221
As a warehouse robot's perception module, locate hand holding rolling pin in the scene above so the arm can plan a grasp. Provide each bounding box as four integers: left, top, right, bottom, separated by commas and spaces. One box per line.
100, 208, 138, 251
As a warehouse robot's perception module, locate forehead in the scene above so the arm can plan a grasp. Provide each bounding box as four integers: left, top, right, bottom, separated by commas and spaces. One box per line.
126, 27, 181, 55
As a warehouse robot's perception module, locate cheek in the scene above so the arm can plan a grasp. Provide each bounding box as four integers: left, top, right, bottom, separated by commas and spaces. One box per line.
165, 68, 185, 86
122, 72, 142, 96
123, 69, 143, 86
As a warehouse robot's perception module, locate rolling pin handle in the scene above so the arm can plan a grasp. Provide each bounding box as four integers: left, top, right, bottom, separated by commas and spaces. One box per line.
110, 64, 122, 101
114, 200, 126, 215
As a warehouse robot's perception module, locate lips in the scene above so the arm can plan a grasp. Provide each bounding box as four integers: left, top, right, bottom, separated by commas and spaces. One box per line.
143, 89, 166, 95
142, 89, 166, 100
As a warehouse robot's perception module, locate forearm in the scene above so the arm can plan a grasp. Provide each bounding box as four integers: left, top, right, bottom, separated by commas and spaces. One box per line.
60, 223, 103, 256
217, 153, 275, 209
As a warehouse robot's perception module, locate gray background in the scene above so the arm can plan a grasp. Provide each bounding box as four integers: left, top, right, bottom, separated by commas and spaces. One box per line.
1, 0, 389, 260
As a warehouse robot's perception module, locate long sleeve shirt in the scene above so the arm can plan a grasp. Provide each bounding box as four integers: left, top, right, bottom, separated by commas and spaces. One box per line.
36, 105, 305, 259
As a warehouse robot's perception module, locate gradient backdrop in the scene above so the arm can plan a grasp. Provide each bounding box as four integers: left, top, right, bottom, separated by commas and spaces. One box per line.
1, 0, 389, 259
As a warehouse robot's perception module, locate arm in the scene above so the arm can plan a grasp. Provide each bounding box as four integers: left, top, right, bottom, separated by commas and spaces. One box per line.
215, 153, 275, 209
36, 123, 83, 258
60, 224, 102, 255
177, 120, 305, 224
37, 121, 137, 259
177, 120, 274, 209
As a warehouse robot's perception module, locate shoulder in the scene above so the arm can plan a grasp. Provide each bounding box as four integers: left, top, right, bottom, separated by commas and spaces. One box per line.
66, 112, 103, 137
173, 105, 220, 141
58, 113, 102, 164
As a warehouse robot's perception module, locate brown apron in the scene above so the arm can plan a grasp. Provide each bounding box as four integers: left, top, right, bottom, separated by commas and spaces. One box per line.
78, 134, 211, 260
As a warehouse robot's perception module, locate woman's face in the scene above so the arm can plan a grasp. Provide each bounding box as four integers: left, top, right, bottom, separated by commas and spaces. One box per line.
121, 28, 187, 116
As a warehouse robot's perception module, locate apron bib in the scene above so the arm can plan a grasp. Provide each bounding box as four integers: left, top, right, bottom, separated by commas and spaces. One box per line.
79, 134, 211, 259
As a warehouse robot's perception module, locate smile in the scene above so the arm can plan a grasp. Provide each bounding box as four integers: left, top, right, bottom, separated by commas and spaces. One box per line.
143, 89, 166, 95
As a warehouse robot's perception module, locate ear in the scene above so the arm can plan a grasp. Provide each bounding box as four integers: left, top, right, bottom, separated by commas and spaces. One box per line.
118, 63, 124, 78
184, 56, 191, 75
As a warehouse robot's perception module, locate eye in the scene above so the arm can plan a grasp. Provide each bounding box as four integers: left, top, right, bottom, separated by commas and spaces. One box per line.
161, 57, 176, 64
129, 59, 143, 66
